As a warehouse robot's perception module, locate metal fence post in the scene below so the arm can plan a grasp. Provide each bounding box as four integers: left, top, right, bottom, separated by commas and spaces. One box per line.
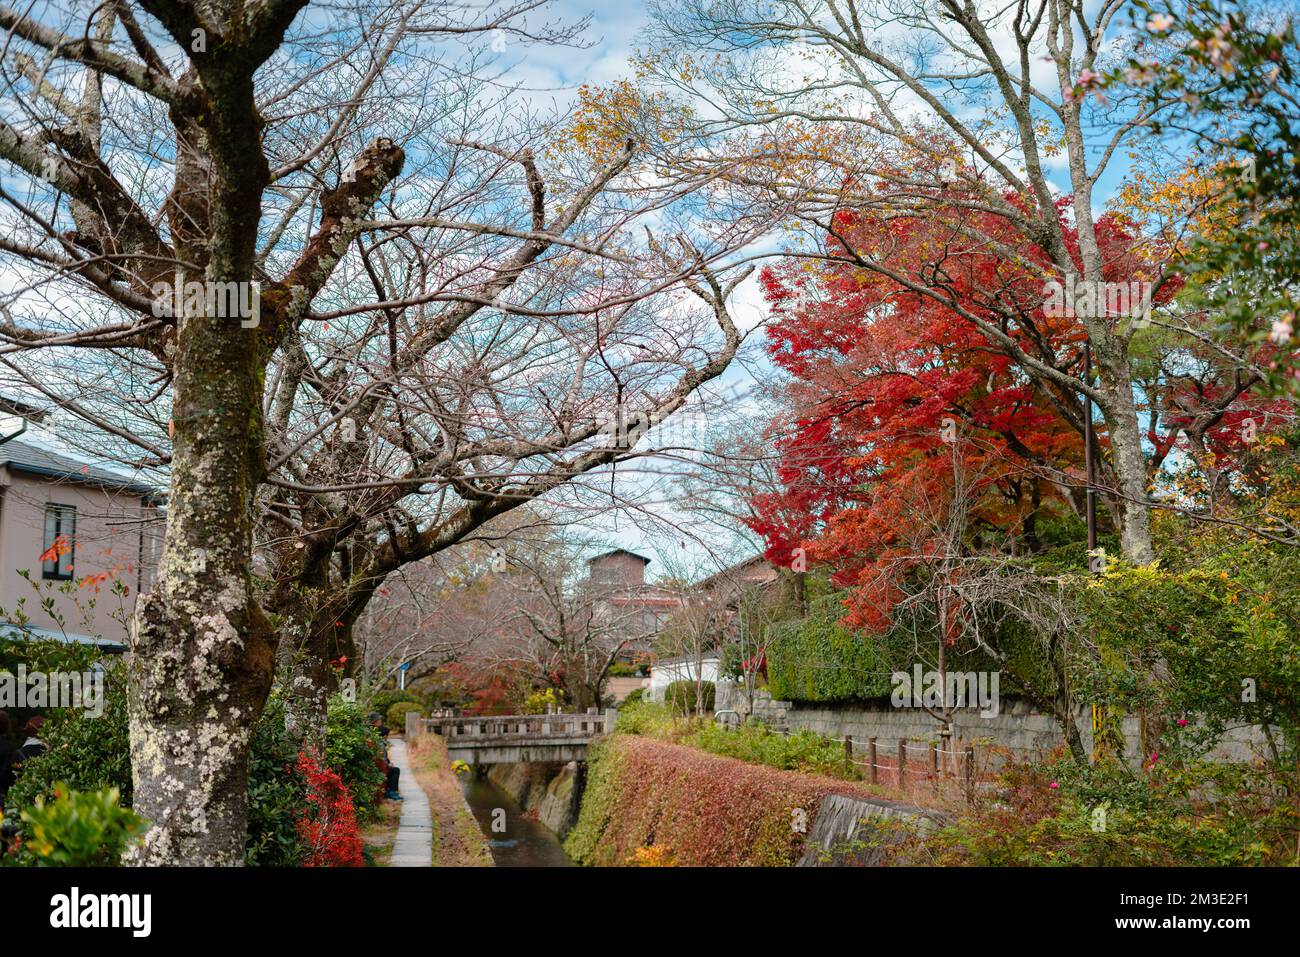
964, 746, 975, 804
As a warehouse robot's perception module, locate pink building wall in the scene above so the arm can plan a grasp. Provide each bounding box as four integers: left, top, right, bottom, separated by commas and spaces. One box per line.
0, 468, 162, 646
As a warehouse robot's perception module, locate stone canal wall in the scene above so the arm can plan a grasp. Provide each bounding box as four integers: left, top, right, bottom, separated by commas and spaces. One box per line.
485, 761, 584, 840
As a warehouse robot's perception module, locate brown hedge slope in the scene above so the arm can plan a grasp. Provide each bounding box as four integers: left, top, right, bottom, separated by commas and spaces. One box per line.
565, 734, 856, 866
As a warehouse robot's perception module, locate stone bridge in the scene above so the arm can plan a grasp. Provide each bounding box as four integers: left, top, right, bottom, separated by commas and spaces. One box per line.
408, 710, 616, 764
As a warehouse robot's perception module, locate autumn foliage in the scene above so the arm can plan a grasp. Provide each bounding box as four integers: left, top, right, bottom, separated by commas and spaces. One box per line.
747, 197, 1185, 632
294, 750, 364, 867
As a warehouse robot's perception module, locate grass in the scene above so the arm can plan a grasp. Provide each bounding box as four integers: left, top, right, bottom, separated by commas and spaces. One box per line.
407, 735, 493, 867
616, 702, 858, 779
360, 800, 402, 866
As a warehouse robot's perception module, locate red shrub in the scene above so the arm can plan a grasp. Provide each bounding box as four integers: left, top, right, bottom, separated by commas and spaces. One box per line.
295, 749, 364, 867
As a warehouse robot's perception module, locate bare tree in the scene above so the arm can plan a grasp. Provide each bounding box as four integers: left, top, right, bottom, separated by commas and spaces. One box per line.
871, 439, 1088, 763
0, 0, 756, 862
723, 569, 799, 719
479, 536, 641, 710
351, 546, 501, 697
653, 551, 732, 715
252, 135, 757, 736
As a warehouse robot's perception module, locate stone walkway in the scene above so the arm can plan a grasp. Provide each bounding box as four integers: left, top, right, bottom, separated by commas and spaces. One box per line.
387, 738, 433, 867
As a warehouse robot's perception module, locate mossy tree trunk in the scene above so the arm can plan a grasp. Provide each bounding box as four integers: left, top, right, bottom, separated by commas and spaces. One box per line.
125, 10, 287, 862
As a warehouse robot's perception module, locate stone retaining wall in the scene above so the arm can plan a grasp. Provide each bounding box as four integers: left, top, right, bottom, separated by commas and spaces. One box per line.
486, 762, 584, 839
717, 682, 1268, 764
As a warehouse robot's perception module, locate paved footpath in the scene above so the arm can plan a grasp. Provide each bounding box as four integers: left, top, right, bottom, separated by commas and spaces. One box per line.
387, 738, 433, 866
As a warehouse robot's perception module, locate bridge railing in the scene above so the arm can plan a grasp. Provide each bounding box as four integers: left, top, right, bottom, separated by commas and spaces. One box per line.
410, 709, 617, 741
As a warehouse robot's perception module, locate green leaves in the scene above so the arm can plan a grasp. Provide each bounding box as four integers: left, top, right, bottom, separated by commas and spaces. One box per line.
1076, 548, 1300, 760
10, 784, 145, 867
4, 658, 133, 813
324, 698, 387, 822
764, 591, 1008, 703
692, 722, 857, 780
663, 680, 714, 716
1114, 1, 1300, 391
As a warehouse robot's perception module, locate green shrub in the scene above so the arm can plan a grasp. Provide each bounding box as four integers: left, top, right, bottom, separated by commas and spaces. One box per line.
6, 785, 145, 866
385, 700, 422, 731
691, 722, 858, 780
619, 688, 644, 707
614, 698, 858, 781
0, 631, 101, 677
521, 687, 561, 714
367, 688, 421, 717
766, 592, 1012, 703
614, 700, 683, 739
664, 680, 714, 716
4, 660, 133, 815
325, 698, 386, 821
1075, 555, 1300, 760
244, 696, 308, 866
765, 595, 895, 701
6, 668, 309, 865
887, 754, 1300, 866
719, 643, 745, 681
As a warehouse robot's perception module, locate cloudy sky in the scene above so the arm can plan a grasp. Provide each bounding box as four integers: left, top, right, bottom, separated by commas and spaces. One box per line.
491, 3, 647, 102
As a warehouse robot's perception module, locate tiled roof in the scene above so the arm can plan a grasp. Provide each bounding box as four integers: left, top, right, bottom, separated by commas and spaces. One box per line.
0, 437, 161, 499
587, 548, 651, 565
695, 555, 776, 590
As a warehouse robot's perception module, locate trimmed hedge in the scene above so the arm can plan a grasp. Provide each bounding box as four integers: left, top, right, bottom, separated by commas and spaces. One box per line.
765, 594, 898, 701
765, 593, 1014, 703
664, 679, 714, 715
565, 735, 849, 866
386, 701, 422, 730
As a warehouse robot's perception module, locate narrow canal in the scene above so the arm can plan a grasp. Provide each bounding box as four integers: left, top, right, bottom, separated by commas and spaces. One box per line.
461, 773, 575, 867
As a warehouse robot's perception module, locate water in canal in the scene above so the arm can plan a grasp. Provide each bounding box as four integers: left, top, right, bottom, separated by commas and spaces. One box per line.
461, 774, 575, 867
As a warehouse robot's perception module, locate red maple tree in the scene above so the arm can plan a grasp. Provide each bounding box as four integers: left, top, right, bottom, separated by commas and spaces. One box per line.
748, 198, 1169, 633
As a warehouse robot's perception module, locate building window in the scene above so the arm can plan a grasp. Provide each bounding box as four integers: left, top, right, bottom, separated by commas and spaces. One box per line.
42, 504, 76, 580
